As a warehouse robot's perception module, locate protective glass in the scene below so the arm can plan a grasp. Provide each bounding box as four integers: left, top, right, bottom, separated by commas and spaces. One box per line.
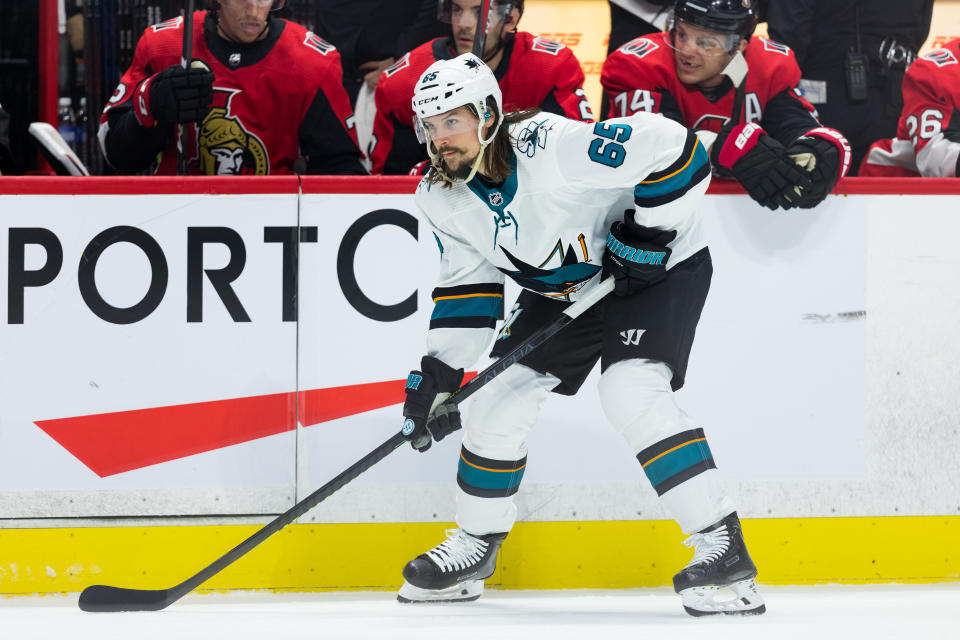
437, 0, 513, 24
667, 19, 740, 57
414, 109, 481, 145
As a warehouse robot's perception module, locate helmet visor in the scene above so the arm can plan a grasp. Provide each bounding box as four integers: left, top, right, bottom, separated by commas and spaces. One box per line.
667, 18, 741, 57
437, 0, 514, 24
414, 107, 481, 145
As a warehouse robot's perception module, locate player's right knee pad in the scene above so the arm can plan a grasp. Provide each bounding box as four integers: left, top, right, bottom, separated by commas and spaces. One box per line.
462, 363, 559, 459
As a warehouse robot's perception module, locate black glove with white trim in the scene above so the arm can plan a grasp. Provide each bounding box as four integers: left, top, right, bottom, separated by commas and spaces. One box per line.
713, 122, 811, 210
787, 128, 850, 208
602, 213, 677, 296
401, 355, 464, 452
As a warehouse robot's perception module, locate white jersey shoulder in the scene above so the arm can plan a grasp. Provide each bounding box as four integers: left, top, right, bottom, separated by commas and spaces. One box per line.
414, 111, 709, 367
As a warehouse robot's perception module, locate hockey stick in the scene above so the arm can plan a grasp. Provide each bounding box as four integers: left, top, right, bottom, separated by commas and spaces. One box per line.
78, 277, 613, 612
471, 0, 494, 58
177, 0, 195, 176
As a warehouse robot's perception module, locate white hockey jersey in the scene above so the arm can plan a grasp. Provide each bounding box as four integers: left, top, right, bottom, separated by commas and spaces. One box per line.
415, 111, 711, 369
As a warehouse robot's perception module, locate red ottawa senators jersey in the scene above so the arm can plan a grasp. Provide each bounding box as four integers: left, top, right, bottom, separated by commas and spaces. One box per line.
370, 32, 594, 174
860, 38, 960, 177
600, 32, 816, 138
100, 11, 363, 175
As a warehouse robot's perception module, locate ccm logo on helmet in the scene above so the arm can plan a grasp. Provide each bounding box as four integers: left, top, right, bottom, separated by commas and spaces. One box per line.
415, 96, 440, 106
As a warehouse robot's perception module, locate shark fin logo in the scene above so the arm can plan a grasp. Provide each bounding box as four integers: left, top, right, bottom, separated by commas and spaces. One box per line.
497, 238, 600, 299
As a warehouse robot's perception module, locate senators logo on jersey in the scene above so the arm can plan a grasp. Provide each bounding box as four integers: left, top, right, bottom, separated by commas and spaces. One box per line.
922, 48, 959, 67
195, 88, 269, 175
620, 37, 659, 60
303, 32, 335, 56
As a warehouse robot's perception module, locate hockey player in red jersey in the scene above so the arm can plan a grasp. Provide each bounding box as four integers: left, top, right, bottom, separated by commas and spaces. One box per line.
370, 0, 594, 175
601, 0, 851, 210
859, 39, 960, 177
98, 0, 366, 175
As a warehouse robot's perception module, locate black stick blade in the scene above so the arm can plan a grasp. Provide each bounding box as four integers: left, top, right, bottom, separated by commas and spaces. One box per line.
79, 585, 178, 612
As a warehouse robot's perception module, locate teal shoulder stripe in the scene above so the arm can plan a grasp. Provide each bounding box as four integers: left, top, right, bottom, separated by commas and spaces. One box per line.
634, 141, 709, 200
431, 296, 503, 320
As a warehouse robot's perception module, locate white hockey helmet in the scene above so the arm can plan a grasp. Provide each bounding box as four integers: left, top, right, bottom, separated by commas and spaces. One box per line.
411, 53, 504, 149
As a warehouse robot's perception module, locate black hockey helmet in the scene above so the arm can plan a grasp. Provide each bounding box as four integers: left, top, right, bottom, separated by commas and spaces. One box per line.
672, 0, 757, 41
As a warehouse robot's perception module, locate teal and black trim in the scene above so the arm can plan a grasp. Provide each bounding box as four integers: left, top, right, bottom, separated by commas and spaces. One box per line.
457, 446, 527, 498
637, 428, 716, 496
634, 131, 710, 209
430, 283, 504, 330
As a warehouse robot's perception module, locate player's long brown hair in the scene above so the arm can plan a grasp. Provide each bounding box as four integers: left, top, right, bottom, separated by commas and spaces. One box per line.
426, 100, 541, 188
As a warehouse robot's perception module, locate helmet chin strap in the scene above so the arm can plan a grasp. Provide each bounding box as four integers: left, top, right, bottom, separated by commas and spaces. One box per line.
431, 140, 491, 184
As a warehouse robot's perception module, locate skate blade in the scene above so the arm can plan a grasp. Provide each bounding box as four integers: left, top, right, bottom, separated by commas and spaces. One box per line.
396, 579, 483, 604
679, 578, 766, 617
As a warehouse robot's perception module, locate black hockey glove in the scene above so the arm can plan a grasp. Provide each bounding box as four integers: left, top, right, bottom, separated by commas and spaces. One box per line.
787, 127, 851, 209
133, 60, 214, 129
713, 122, 812, 211
602, 213, 677, 297
401, 355, 464, 452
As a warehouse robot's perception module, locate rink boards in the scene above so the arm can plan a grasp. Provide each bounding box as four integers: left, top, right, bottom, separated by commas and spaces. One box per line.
0, 176, 958, 593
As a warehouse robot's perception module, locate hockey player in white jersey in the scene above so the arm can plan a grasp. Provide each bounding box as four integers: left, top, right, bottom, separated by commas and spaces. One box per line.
396, 52, 765, 617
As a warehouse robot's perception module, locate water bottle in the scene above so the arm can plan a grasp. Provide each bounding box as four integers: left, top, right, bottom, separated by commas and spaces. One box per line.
58, 97, 76, 151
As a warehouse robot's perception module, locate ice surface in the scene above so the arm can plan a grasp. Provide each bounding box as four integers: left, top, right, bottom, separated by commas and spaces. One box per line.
1, 584, 957, 640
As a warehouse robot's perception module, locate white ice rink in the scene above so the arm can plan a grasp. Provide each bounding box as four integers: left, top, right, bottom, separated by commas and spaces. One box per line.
2, 584, 957, 640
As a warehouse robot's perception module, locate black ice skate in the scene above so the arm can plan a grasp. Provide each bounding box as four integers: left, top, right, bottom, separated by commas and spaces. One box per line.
397, 528, 507, 603
672, 512, 766, 616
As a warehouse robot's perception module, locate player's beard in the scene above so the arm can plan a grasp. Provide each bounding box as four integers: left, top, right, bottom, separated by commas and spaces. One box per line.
437, 147, 479, 181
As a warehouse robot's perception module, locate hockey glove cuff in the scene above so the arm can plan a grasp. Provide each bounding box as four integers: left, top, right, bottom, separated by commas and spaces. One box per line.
713, 123, 812, 211
401, 355, 464, 452
602, 213, 677, 297
134, 60, 215, 129
787, 127, 852, 208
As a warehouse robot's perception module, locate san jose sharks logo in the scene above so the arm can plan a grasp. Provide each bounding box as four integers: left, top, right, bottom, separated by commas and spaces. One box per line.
516, 119, 552, 158
497, 239, 600, 299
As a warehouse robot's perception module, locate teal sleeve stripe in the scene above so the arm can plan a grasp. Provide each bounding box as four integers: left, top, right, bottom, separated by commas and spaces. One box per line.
431, 296, 503, 320
642, 439, 714, 487
634, 141, 710, 200
458, 458, 525, 491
